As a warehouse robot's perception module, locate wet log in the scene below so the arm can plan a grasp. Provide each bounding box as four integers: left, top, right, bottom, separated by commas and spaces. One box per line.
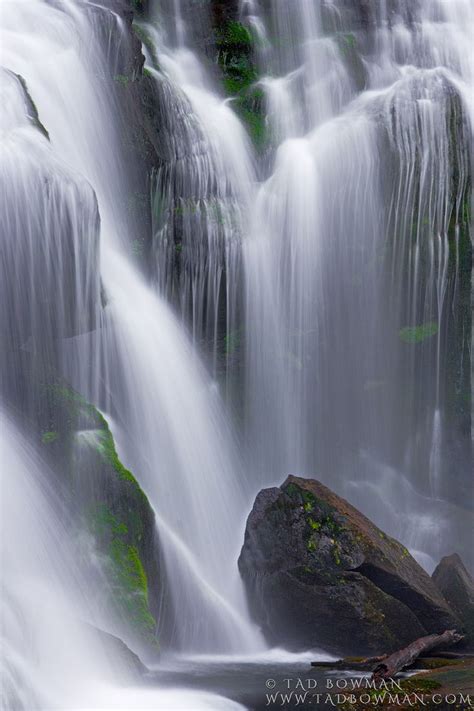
372, 630, 464, 680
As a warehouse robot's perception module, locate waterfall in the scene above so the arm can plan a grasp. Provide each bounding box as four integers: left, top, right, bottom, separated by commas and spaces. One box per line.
243, 0, 472, 564
1, 0, 472, 690
1, 410, 244, 709
141, 12, 254, 379
1, 0, 261, 660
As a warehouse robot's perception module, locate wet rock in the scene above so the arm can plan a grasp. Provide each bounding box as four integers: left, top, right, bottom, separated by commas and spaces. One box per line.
11, 370, 162, 658
239, 475, 458, 655
87, 624, 148, 678
432, 554, 474, 647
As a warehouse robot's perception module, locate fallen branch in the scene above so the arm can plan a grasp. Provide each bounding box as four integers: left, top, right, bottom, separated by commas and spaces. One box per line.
372, 629, 464, 680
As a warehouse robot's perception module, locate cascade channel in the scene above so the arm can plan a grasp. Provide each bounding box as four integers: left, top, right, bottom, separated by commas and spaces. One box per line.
0, 0, 472, 708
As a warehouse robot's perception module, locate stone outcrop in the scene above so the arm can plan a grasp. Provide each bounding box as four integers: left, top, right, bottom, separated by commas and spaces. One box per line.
433, 554, 474, 648
33, 376, 160, 657
239, 475, 459, 655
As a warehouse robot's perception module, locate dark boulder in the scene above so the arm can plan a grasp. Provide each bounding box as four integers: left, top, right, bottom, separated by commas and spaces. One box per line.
432, 554, 474, 647
239, 475, 458, 655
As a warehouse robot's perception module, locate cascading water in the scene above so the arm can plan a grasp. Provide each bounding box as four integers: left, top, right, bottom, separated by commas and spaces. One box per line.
141, 8, 254, 379
1, 0, 261, 659
0, 410, 243, 709
1, 0, 473, 702
243, 0, 472, 567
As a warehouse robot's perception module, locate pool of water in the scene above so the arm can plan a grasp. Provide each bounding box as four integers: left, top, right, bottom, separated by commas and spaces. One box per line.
147, 650, 364, 710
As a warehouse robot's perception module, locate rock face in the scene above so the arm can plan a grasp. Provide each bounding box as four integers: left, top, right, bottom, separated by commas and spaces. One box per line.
239, 475, 458, 655
433, 554, 474, 647
34, 377, 160, 657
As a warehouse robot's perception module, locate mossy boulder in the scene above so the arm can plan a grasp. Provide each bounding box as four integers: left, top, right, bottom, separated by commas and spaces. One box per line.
239, 476, 458, 655
37, 381, 160, 654
432, 554, 474, 649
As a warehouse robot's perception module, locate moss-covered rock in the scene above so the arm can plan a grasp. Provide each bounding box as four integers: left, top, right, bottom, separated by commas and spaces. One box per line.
36, 380, 160, 653
213, 19, 268, 151
239, 476, 458, 655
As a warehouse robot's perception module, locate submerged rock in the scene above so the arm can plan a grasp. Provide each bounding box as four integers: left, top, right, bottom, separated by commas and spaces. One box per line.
239, 475, 458, 655
432, 554, 474, 647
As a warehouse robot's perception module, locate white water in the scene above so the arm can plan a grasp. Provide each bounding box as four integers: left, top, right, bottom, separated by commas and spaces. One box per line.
243, 0, 473, 559
1, 0, 472, 701
142, 14, 255, 378
0, 411, 244, 709
1, 0, 261, 668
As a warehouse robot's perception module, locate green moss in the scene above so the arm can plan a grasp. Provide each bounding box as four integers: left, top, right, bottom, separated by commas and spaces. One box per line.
222, 66, 258, 96
89, 505, 156, 641
215, 20, 268, 151
307, 539, 317, 553
364, 599, 386, 626
337, 32, 357, 57
95, 428, 135, 484
40, 380, 158, 647
41, 430, 58, 444
236, 105, 267, 149
417, 657, 461, 670
46, 382, 149, 506
114, 74, 131, 86
323, 515, 344, 536
131, 0, 145, 11
307, 517, 321, 531
399, 677, 442, 693
332, 540, 341, 565
399, 321, 438, 344
216, 21, 252, 48
133, 23, 159, 68
285, 483, 316, 508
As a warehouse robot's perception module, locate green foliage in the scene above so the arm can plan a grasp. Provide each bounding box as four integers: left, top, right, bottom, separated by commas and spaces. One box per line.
399, 321, 438, 344
216, 21, 252, 48
215, 20, 268, 151
41, 430, 58, 444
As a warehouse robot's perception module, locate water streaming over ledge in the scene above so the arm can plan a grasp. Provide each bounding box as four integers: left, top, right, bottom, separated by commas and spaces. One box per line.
0, 0, 472, 696
1, 411, 244, 709
1, 0, 262, 661
243, 0, 473, 565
